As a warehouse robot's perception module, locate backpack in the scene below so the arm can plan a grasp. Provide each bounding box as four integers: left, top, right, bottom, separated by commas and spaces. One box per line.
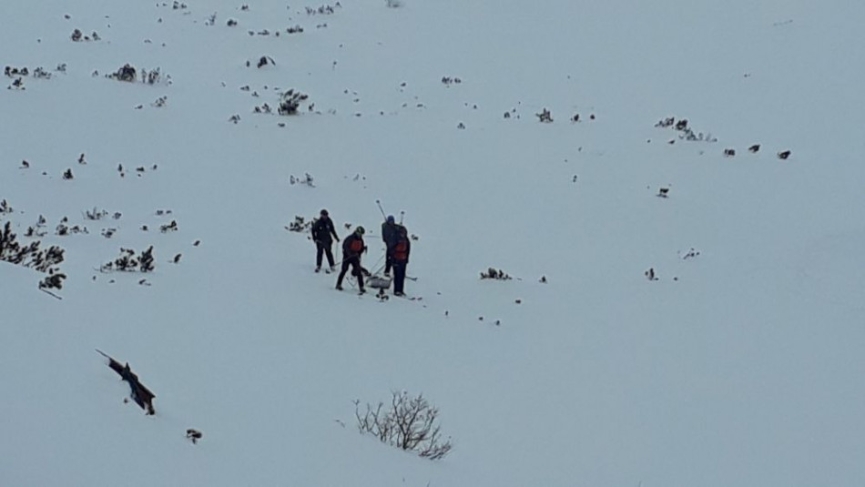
349, 237, 364, 253
393, 239, 409, 261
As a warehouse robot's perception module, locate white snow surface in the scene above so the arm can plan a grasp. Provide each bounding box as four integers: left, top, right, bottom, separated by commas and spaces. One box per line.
2, 0, 865, 486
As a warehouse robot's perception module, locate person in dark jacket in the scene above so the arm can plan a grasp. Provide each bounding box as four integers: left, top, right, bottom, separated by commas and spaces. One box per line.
311, 209, 339, 273
336, 226, 369, 293
381, 215, 400, 276
390, 225, 411, 296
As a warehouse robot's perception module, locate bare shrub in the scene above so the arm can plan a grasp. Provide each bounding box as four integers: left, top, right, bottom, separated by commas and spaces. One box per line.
278, 89, 310, 115
480, 267, 511, 280
354, 390, 453, 460
101, 246, 155, 272
1, 221, 67, 289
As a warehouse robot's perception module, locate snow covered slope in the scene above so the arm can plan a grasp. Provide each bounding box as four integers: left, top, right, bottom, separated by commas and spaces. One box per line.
2, 1, 864, 486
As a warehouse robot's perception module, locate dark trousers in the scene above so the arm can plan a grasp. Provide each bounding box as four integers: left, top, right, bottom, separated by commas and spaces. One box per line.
337, 256, 364, 289
316, 242, 335, 268
384, 247, 394, 274
393, 262, 407, 294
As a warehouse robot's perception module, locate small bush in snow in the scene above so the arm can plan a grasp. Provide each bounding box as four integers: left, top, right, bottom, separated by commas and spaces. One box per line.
186, 429, 203, 444
7, 77, 24, 90
39, 269, 67, 291
536, 108, 553, 123
32, 67, 52, 79
4, 66, 28, 77
306, 4, 341, 15
253, 103, 272, 114
71, 29, 100, 41
289, 173, 315, 187
107, 64, 170, 85
101, 246, 155, 273
385, 0, 403, 7
278, 89, 310, 115
654, 116, 716, 142
287, 216, 312, 232
354, 390, 453, 460
681, 248, 701, 260
256, 56, 275, 68
109, 63, 137, 82
480, 267, 511, 280
0, 221, 67, 289
160, 220, 178, 233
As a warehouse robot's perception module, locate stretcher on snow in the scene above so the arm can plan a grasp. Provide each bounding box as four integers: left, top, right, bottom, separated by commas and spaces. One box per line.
367, 274, 392, 290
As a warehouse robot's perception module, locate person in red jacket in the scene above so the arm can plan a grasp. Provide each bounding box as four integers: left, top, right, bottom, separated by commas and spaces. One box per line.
390, 225, 411, 296
336, 226, 369, 293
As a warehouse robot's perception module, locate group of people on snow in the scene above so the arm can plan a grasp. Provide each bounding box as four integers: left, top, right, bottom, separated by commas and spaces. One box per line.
310, 209, 411, 296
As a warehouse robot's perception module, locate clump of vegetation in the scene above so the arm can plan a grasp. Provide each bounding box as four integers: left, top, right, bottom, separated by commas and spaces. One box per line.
101, 246, 155, 272
286, 216, 312, 232
71, 29, 100, 41
654, 116, 716, 142
681, 248, 701, 260
186, 429, 203, 444
289, 173, 315, 187
306, 3, 341, 15
1, 221, 67, 290
536, 108, 553, 123
354, 390, 453, 460
109, 63, 137, 82
5, 66, 29, 77
160, 220, 178, 233
278, 89, 310, 115
480, 267, 511, 280
253, 103, 272, 114
107, 64, 170, 85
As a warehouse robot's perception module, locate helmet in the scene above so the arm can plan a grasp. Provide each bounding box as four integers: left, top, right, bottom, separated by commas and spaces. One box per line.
320, 209, 329, 216
386, 215, 395, 224
355, 226, 365, 235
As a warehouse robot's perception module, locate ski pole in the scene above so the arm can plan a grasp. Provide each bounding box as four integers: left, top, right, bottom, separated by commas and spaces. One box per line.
399, 210, 405, 225
375, 199, 387, 220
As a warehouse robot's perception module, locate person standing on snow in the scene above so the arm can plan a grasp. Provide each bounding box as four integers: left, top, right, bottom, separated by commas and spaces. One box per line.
381, 215, 400, 276
336, 226, 369, 293
390, 225, 411, 296
311, 209, 339, 273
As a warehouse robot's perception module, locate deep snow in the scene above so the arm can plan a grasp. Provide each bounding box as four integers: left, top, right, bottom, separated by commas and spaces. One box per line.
2, 1, 864, 486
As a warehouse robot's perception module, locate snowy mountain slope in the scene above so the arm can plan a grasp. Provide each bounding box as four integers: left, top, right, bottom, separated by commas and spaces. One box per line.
2, 0, 864, 486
